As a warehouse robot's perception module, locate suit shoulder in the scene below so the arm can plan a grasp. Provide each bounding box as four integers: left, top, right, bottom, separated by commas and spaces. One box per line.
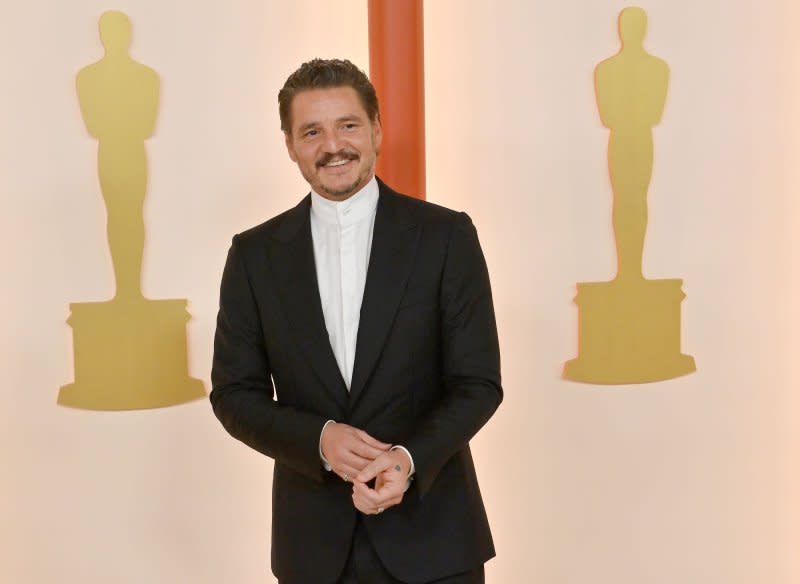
385, 189, 469, 228
233, 213, 280, 243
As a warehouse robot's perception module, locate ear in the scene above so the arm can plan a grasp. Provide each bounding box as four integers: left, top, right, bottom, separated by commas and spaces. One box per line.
372, 118, 383, 152
284, 132, 298, 162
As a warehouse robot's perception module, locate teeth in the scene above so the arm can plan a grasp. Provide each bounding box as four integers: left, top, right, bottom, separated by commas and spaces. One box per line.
326, 159, 350, 167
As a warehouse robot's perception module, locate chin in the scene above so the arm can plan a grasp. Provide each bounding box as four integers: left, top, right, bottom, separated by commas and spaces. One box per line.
322, 177, 363, 198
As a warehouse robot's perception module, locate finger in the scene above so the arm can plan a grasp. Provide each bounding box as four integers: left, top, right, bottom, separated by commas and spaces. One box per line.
332, 438, 385, 465
376, 499, 403, 514
340, 452, 373, 471
351, 493, 371, 514
352, 441, 390, 461
362, 493, 403, 514
328, 443, 376, 470
374, 498, 403, 515
356, 456, 392, 483
355, 429, 391, 450
373, 487, 403, 506
353, 480, 401, 507
351, 481, 383, 506
376, 466, 406, 487
351, 488, 382, 514
336, 464, 362, 482
372, 478, 407, 503
373, 478, 401, 495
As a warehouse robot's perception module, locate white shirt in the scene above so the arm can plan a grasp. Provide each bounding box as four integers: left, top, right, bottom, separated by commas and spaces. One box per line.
310, 178, 379, 389
311, 177, 414, 477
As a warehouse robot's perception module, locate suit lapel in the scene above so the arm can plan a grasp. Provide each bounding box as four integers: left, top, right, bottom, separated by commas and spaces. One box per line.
268, 196, 349, 409
349, 184, 420, 408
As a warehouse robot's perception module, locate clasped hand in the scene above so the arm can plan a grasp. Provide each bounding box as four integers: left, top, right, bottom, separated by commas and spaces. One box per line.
320, 422, 411, 515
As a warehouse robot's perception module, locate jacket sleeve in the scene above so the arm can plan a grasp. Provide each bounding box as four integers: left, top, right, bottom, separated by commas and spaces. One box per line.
403, 212, 503, 498
210, 235, 328, 482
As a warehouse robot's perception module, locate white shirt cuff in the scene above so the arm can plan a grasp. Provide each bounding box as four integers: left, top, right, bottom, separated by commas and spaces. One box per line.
319, 419, 336, 471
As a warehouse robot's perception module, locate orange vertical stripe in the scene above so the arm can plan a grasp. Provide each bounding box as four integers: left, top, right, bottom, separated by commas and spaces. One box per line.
368, 0, 426, 200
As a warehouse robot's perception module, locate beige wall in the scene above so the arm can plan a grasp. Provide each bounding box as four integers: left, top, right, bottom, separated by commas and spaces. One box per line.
2, 1, 798, 582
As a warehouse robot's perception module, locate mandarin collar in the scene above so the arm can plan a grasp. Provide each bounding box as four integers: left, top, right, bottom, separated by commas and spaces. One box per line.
310, 176, 379, 227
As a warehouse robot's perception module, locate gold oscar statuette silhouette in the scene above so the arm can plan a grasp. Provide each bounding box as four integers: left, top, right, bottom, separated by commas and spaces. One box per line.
59, 11, 205, 409
563, 7, 696, 384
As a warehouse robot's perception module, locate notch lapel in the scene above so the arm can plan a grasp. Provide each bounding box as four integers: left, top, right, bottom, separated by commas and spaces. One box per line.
268, 196, 349, 410
349, 187, 420, 407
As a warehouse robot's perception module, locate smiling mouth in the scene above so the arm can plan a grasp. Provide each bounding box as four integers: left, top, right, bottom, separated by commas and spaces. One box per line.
324, 159, 351, 167
317, 150, 359, 169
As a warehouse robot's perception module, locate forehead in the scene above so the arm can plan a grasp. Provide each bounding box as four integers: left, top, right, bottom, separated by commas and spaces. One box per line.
289, 86, 370, 129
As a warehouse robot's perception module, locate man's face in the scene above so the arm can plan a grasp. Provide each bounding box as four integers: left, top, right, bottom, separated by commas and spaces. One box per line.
285, 86, 382, 201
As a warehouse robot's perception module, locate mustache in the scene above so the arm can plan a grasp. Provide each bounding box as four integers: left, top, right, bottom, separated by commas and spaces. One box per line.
316, 150, 359, 168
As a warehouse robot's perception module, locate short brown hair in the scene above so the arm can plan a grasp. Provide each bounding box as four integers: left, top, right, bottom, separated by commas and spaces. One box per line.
278, 58, 380, 133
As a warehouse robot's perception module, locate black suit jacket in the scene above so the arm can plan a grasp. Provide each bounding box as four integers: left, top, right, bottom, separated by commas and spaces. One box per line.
211, 179, 502, 584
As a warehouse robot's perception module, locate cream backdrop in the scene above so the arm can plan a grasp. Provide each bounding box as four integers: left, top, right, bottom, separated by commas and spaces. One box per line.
1, 1, 799, 583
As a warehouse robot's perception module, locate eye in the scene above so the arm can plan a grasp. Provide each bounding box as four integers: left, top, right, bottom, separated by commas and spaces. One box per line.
303, 129, 319, 139
343, 123, 358, 130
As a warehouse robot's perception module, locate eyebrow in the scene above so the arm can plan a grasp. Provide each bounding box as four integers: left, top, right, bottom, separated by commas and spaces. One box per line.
296, 115, 363, 134
337, 115, 361, 124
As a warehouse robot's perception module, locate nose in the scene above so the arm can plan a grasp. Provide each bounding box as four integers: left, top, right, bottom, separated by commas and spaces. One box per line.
321, 130, 344, 153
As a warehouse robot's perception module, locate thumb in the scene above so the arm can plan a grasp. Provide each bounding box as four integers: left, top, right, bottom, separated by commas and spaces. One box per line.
356, 455, 390, 483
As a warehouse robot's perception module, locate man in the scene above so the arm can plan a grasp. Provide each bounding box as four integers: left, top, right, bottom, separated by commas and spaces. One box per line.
211, 58, 501, 584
